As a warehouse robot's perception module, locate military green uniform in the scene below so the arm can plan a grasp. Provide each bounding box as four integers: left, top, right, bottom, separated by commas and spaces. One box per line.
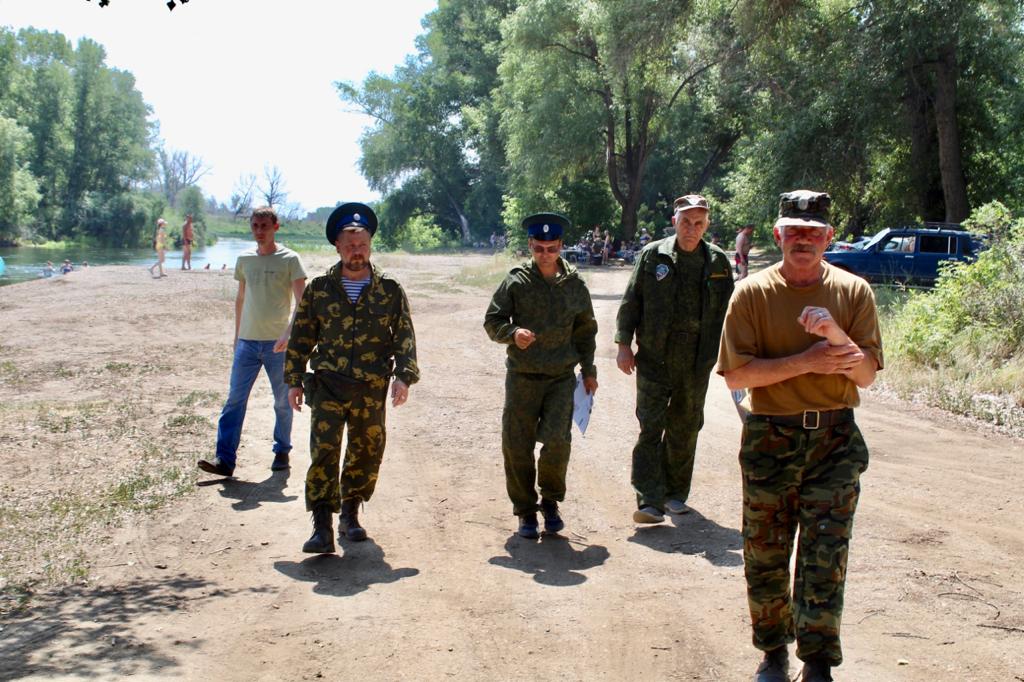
286, 262, 419, 513
484, 258, 597, 516
615, 236, 733, 510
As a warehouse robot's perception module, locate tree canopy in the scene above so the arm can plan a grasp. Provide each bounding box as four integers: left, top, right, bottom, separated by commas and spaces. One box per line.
0, 27, 156, 246
341, 0, 1024, 244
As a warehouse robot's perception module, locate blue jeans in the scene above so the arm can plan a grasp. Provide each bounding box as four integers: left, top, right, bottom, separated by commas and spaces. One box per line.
215, 339, 292, 466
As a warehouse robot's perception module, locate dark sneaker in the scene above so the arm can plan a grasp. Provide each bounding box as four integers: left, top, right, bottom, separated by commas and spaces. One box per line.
800, 658, 833, 682
754, 646, 789, 682
540, 499, 565, 534
518, 513, 540, 539
271, 452, 290, 471
197, 457, 234, 477
302, 505, 336, 554
632, 506, 665, 524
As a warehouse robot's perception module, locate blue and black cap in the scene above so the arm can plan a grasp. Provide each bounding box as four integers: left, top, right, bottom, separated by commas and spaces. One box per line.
522, 212, 570, 242
326, 202, 378, 244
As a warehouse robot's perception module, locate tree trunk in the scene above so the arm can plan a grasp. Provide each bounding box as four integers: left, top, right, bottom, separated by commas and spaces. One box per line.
903, 59, 946, 222
933, 43, 970, 223
445, 193, 471, 244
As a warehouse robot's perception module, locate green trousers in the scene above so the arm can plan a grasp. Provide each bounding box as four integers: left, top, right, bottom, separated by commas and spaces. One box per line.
501, 371, 575, 516
740, 417, 870, 666
630, 366, 711, 510
304, 373, 389, 512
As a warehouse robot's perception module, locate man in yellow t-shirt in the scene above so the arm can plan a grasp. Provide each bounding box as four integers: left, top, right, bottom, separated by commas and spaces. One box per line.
718, 190, 882, 682
198, 206, 307, 478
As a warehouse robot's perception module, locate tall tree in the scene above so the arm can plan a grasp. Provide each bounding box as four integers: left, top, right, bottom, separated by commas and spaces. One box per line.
157, 147, 210, 207
0, 116, 40, 243
498, 0, 785, 236
339, 0, 514, 244
259, 165, 288, 209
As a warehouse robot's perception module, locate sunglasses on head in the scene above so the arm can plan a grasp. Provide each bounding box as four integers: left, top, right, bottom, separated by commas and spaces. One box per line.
530, 243, 561, 254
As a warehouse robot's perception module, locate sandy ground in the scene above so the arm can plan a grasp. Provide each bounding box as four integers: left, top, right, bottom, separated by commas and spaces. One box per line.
0, 252, 1022, 681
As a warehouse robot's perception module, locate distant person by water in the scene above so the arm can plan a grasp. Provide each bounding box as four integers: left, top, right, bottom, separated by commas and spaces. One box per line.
148, 218, 168, 278
42, 261, 54, 278
181, 214, 194, 270
60, 259, 73, 275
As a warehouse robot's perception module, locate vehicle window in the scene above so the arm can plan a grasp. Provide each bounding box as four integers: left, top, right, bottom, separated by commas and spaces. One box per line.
883, 236, 913, 252
920, 235, 954, 254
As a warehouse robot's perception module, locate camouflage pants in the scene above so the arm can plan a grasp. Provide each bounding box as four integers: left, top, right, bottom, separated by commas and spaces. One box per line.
502, 371, 575, 516
740, 417, 870, 666
630, 368, 711, 509
304, 373, 389, 513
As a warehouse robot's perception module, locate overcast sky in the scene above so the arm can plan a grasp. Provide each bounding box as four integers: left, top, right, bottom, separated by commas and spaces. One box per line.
0, 0, 438, 212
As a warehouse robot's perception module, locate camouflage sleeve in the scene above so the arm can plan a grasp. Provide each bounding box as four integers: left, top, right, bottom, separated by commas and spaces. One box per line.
614, 251, 645, 345
285, 283, 318, 388
391, 283, 420, 386
573, 284, 598, 379
483, 276, 517, 344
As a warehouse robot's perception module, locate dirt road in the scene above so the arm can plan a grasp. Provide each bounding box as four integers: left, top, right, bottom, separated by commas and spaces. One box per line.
1, 253, 1022, 681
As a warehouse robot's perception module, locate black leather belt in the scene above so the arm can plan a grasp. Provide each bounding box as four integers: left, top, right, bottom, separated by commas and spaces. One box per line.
748, 408, 854, 430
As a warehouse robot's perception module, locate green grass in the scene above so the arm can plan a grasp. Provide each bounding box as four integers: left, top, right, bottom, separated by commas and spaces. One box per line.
103, 361, 133, 375
177, 390, 221, 407
876, 281, 1024, 429
165, 413, 212, 429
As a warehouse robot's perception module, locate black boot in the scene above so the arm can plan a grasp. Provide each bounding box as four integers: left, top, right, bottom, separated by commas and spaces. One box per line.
540, 499, 564, 534
339, 498, 367, 542
800, 658, 834, 682
753, 646, 789, 682
302, 504, 336, 554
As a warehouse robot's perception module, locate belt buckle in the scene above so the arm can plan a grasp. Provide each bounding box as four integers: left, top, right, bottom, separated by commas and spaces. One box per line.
802, 410, 820, 429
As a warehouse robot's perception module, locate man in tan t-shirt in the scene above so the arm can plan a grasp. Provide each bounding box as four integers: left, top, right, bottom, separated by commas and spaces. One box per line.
198, 206, 307, 478
718, 190, 882, 682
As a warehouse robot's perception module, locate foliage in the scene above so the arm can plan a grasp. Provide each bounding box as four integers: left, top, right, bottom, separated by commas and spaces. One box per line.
342, 0, 1024, 260
885, 201, 1024, 365
75, 190, 161, 248
0, 28, 155, 245
392, 213, 452, 252
338, 0, 514, 245
0, 115, 41, 244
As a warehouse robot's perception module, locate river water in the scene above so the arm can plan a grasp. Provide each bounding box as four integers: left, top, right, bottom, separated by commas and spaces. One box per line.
0, 238, 325, 288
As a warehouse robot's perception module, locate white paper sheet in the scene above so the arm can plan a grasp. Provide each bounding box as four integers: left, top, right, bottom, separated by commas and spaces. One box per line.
573, 373, 594, 435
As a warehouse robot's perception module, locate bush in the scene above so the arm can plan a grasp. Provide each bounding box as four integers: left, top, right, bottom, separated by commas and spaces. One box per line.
394, 214, 450, 252
881, 201, 1024, 418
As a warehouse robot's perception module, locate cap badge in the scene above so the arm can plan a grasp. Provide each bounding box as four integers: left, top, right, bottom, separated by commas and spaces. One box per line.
543, 224, 549, 233
354, 213, 361, 221
797, 197, 808, 210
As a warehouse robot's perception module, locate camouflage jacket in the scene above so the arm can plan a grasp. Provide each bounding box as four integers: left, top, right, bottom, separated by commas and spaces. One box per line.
484, 258, 598, 378
615, 236, 734, 376
285, 262, 419, 388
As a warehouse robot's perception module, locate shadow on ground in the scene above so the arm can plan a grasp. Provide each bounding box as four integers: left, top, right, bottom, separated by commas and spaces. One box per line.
628, 507, 743, 567
273, 538, 419, 597
196, 468, 297, 511
0, 575, 269, 679
488, 534, 610, 586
